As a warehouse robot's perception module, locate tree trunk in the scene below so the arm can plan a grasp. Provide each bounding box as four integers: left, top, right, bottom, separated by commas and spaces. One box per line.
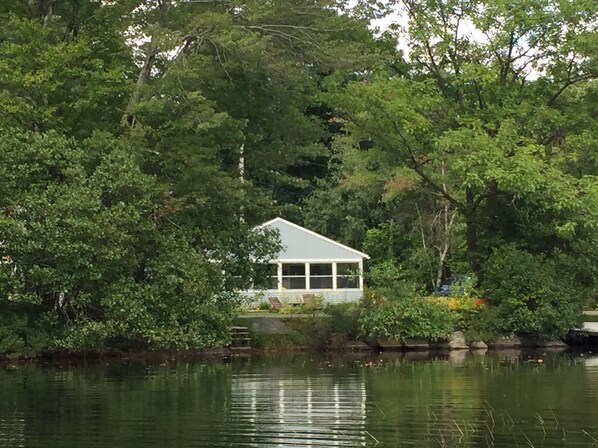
465, 189, 480, 274
434, 204, 456, 288
42, 0, 55, 28
122, 0, 172, 126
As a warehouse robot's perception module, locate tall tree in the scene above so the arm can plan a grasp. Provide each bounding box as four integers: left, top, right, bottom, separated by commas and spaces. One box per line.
0, 0, 384, 355
122, 0, 381, 219
0, 0, 135, 137
325, 0, 598, 275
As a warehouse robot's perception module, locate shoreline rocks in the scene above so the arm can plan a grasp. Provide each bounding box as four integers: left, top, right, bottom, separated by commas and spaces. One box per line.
448, 331, 469, 350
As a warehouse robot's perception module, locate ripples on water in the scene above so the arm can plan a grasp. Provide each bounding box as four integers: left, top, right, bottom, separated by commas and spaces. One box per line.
1, 351, 598, 447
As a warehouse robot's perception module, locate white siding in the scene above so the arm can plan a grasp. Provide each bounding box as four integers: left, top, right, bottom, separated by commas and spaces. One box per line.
261, 219, 368, 261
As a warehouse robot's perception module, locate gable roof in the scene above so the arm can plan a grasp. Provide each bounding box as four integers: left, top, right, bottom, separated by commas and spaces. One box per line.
257, 217, 369, 260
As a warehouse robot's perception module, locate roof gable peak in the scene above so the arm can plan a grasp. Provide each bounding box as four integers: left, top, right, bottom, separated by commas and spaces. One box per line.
257, 217, 369, 259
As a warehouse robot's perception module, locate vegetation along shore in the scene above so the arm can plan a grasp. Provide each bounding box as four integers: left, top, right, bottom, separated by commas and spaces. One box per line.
0, 0, 596, 360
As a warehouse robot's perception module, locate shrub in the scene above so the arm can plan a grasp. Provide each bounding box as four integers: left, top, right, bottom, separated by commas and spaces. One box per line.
359, 296, 455, 340
457, 305, 501, 342
323, 302, 361, 340
279, 304, 310, 314
367, 259, 420, 295
0, 306, 49, 359
482, 245, 583, 339
428, 295, 484, 312
257, 302, 272, 311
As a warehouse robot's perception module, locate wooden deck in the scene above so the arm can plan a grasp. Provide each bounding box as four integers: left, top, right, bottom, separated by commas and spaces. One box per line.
582, 322, 598, 336
575, 311, 598, 336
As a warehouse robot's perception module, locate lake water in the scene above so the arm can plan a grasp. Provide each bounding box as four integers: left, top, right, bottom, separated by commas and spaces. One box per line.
1, 350, 598, 447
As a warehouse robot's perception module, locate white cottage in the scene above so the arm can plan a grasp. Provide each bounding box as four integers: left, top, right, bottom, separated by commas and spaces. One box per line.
247, 217, 369, 304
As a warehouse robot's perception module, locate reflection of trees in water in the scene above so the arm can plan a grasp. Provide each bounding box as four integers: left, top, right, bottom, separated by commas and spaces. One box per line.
0, 411, 25, 448
231, 374, 367, 447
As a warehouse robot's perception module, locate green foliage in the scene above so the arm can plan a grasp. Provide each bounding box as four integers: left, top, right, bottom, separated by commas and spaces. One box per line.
449, 275, 481, 298
248, 332, 303, 351
0, 129, 279, 356
359, 296, 455, 341
257, 302, 273, 312
0, 4, 132, 136
279, 304, 311, 315
458, 306, 502, 343
0, 0, 377, 357
323, 302, 362, 341
279, 297, 324, 316
483, 246, 583, 339
0, 305, 49, 359
1, 0, 596, 355
304, 0, 598, 303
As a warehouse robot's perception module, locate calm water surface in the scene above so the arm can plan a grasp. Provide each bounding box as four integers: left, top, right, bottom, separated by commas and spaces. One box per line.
1, 351, 598, 447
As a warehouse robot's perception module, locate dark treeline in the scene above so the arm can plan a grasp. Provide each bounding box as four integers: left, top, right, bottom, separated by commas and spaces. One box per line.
0, 0, 596, 357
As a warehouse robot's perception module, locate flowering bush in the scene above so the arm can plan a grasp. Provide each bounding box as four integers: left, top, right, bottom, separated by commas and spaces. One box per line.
428, 296, 485, 311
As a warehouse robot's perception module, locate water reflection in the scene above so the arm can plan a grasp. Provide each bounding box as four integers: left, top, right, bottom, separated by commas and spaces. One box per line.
0, 411, 25, 448
230, 372, 367, 447
1, 351, 598, 448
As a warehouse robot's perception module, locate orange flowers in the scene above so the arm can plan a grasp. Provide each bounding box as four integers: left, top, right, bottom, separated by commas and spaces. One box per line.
425, 296, 485, 311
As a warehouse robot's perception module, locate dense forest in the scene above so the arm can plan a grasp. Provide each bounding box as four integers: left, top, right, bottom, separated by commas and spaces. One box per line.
0, 0, 596, 357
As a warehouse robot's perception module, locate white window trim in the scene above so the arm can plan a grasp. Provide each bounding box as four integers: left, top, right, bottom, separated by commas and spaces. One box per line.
309, 262, 334, 290
332, 262, 337, 290
268, 260, 364, 292
277, 263, 282, 292
336, 261, 362, 291
359, 260, 364, 290
280, 262, 308, 291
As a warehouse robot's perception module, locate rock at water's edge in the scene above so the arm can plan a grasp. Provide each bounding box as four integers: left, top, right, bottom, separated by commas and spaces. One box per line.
404, 338, 430, 350
486, 334, 521, 348
519, 336, 569, 348
448, 331, 469, 350
470, 341, 488, 350
346, 341, 374, 351
247, 317, 291, 335
377, 339, 404, 350
543, 339, 568, 348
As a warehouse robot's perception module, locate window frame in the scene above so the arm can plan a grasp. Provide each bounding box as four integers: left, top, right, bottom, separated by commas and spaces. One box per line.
309, 263, 333, 290
265, 260, 364, 292
281, 263, 307, 290
336, 262, 360, 290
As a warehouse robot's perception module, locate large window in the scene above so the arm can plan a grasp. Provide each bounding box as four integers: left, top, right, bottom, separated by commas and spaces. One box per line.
282, 263, 305, 289
310, 263, 333, 289
337, 263, 359, 289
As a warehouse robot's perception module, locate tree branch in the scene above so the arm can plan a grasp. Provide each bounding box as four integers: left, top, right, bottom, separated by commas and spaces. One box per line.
548, 73, 597, 106
122, 0, 173, 126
